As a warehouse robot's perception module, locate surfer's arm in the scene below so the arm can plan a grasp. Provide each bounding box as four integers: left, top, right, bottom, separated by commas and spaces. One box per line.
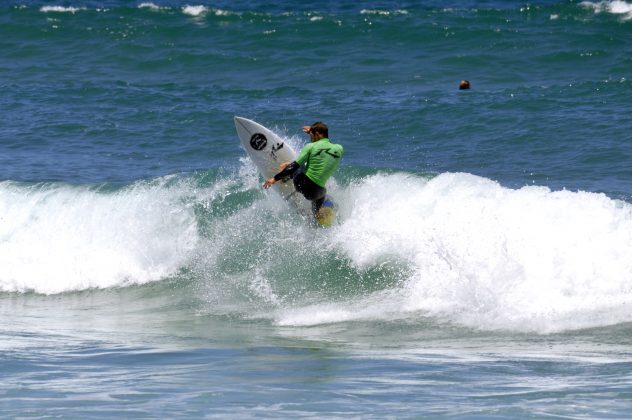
262, 161, 300, 189
274, 161, 300, 181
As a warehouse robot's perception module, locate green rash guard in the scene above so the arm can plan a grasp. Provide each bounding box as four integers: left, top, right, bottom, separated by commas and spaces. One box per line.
295, 138, 343, 187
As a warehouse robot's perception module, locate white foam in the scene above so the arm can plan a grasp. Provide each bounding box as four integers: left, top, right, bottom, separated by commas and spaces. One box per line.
610, 0, 632, 13
580, 0, 632, 19
182, 5, 208, 17
276, 290, 405, 327
40, 6, 86, 13
0, 178, 199, 294
275, 172, 632, 333
360, 9, 408, 16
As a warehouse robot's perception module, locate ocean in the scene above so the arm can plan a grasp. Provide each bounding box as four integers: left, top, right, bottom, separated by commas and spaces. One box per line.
1, 0, 632, 417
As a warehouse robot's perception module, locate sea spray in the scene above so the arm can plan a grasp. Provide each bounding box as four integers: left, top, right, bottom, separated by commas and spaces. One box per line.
275, 172, 632, 333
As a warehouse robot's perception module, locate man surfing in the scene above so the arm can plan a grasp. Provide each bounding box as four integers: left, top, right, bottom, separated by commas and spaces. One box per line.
263, 121, 343, 216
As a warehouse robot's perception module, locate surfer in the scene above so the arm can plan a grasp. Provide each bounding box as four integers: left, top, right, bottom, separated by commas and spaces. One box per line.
263, 121, 343, 214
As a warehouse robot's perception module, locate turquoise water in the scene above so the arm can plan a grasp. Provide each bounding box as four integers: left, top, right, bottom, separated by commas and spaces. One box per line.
2, 1, 632, 417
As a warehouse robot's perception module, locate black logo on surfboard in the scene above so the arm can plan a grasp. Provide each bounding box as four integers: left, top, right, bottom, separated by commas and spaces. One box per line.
250, 133, 267, 151
270, 142, 284, 159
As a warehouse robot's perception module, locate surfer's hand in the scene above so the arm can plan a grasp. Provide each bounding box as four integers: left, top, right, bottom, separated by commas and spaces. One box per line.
263, 178, 275, 189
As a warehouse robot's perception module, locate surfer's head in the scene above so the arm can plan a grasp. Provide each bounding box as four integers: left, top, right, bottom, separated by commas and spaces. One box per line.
308, 122, 328, 141
459, 80, 470, 90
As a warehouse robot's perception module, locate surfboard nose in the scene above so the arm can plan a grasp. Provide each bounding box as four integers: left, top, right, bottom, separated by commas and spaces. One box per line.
234, 116, 255, 135
234, 116, 254, 126
234, 115, 244, 128
234, 116, 246, 137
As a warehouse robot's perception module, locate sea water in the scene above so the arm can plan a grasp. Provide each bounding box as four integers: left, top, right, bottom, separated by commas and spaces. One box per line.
1, 1, 632, 417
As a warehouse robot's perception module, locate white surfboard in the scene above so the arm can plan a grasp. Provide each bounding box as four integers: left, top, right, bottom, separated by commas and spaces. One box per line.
234, 116, 336, 226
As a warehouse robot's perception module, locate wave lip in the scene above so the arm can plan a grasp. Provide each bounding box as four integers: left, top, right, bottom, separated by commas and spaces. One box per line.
138, 3, 166, 11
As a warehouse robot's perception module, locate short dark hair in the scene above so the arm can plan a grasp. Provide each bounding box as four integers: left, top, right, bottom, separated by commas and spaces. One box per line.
310, 122, 328, 138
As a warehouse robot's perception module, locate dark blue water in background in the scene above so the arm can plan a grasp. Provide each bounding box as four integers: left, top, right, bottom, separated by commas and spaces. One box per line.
1, 1, 632, 417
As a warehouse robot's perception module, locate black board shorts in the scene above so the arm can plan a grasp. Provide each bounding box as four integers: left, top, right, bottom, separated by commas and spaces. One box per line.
293, 172, 326, 212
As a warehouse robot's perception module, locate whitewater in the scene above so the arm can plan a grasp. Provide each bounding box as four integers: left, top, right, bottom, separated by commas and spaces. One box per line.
4, 160, 632, 335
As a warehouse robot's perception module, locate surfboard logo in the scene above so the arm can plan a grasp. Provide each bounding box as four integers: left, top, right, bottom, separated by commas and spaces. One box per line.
313, 148, 341, 159
250, 133, 267, 151
270, 142, 284, 160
